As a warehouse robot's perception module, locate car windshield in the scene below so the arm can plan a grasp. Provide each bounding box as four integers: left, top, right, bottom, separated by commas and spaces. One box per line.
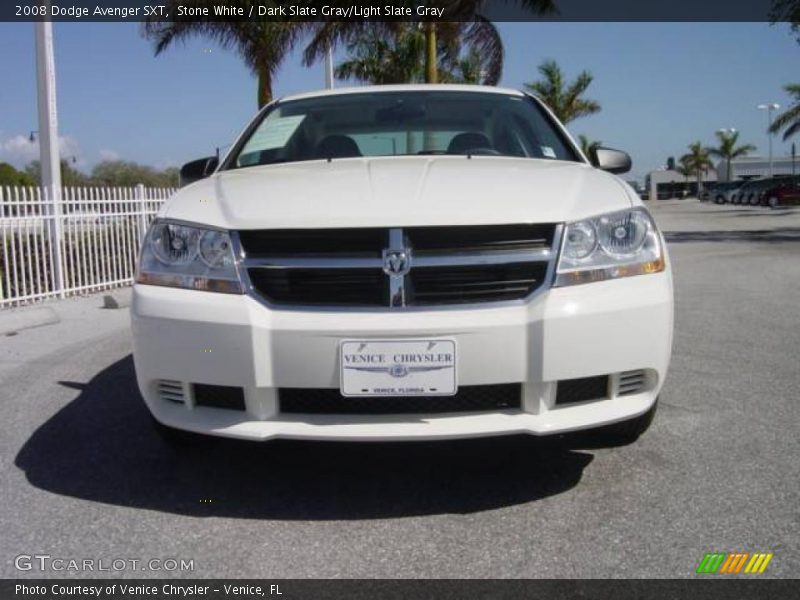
224, 90, 581, 169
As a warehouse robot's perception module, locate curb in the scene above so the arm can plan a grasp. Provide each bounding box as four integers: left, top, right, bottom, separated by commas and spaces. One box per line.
0, 307, 60, 336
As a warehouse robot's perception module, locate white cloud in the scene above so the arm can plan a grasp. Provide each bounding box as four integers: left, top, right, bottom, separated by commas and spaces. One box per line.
98, 149, 120, 162
0, 134, 83, 169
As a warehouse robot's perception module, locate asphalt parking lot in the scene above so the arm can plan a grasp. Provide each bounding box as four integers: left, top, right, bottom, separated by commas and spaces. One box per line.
1, 199, 798, 579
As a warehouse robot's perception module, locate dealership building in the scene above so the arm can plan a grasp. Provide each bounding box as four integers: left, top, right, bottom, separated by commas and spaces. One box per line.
645, 155, 799, 200
645, 168, 718, 201
714, 155, 799, 181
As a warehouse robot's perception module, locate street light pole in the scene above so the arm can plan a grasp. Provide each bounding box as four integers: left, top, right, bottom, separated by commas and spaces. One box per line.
35, 20, 61, 194
757, 103, 780, 178
35, 16, 66, 298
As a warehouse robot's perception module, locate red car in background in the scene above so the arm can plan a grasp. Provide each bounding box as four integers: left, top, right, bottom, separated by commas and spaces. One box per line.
761, 178, 800, 208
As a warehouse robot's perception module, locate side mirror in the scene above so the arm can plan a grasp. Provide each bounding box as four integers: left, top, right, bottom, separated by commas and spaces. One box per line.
179, 156, 219, 187
591, 147, 632, 174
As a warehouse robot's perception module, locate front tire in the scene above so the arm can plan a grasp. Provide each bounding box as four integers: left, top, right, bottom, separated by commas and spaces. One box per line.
768, 196, 780, 209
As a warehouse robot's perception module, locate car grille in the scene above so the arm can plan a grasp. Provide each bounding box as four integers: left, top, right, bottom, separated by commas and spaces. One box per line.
278, 384, 522, 415
410, 262, 549, 305
238, 225, 559, 308
248, 268, 386, 306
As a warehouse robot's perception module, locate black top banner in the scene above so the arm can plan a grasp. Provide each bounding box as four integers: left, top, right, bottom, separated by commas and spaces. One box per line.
2, 0, 793, 23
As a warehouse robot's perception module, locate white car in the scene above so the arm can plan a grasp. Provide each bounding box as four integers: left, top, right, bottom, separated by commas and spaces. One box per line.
131, 85, 673, 444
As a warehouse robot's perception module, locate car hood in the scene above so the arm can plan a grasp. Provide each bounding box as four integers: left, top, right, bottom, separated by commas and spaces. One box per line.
163, 156, 635, 229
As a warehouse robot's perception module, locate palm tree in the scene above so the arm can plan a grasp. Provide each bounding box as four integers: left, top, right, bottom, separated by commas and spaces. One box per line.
675, 156, 694, 198
334, 26, 425, 84
142, 3, 306, 108
441, 48, 491, 84
578, 135, 602, 159
334, 23, 501, 86
680, 142, 714, 197
304, 1, 556, 84
769, 1, 800, 41
708, 130, 756, 181
768, 83, 800, 140
525, 60, 601, 124
438, 21, 503, 84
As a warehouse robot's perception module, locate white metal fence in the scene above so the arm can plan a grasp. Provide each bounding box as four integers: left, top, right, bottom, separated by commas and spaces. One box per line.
0, 184, 174, 307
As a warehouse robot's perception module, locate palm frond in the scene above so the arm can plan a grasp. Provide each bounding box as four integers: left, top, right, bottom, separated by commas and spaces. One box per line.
781, 120, 800, 141
524, 59, 600, 123
769, 102, 800, 136
141, 3, 310, 107
459, 18, 503, 84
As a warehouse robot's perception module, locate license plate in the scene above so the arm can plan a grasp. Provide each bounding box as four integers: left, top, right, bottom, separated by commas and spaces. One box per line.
339, 339, 457, 397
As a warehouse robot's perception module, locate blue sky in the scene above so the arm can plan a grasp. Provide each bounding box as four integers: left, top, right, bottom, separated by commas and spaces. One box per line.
1, 21, 798, 182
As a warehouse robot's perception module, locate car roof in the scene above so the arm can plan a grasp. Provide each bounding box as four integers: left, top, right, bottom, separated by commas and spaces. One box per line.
278, 84, 526, 103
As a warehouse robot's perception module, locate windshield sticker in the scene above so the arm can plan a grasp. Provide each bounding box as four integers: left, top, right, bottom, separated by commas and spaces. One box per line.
241, 115, 306, 154
541, 146, 556, 158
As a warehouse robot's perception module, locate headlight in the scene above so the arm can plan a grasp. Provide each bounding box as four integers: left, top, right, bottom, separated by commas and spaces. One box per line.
554, 208, 665, 287
135, 220, 243, 293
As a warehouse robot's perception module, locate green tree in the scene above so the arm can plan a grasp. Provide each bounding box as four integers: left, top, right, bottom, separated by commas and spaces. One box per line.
525, 60, 601, 124
24, 160, 177, 188
333, 22, 502, 86
768, 83, 800, 141
577, 135, 602, 159
675, 155, 694, 197
440, 45, 498, 85
708, 130, 756, 181
770, 1, 800, 42
0, 162, 36, 186
305, 1, 555, 84
143, 3, 306, 107
24, 160, 91, 187
680, 142, 714, 197
90, 160, 178, 187
334, 25, 426, 84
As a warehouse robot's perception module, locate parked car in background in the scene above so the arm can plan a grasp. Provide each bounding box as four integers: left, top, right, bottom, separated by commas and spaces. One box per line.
740, 178, 780, 206
733, 179, 767, 206
709, 182, 740, 204
731, 181, 756, 205
700, 183, 723, 202
719, 182, 747, 204
728, 179, 765, 205
761, 178, 800, 208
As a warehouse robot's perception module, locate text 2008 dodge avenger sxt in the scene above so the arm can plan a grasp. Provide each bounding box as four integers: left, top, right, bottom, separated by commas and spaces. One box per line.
131, 85, 673, 443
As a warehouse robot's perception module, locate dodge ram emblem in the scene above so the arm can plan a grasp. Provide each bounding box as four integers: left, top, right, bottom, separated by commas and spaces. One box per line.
382, 249, 411, 276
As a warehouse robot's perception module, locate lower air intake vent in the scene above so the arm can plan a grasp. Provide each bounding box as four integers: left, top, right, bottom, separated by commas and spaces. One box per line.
193, 384, 246, 411
617, 369, 648, 396
158, 380, 185, 404
555, 375, 609, 406
279, 384, 521, 415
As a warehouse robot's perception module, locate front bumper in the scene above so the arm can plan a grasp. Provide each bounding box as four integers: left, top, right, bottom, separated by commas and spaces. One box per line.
130, 272, 673, 441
